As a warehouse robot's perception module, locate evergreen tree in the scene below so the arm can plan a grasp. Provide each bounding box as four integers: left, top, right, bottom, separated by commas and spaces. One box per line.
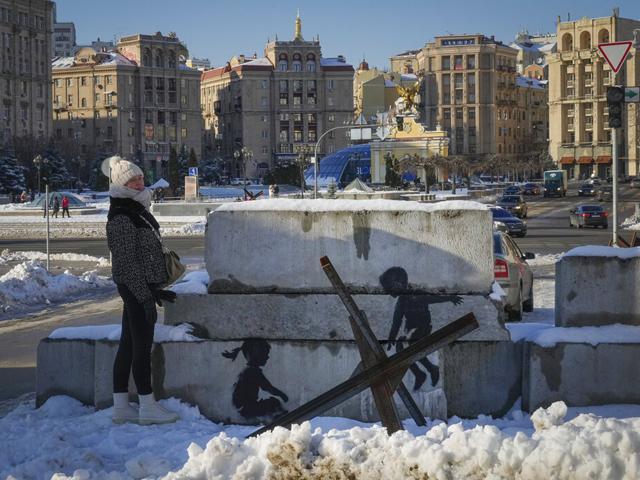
188, 147, 198, 169
178, 145, 189, 179
326, 178, 338, 199
168, 147, 180, 192
0, 146, 27, 194
88, 150, 111, 192
384, 153, 402, 188
199, 155, 224, 185
41, 143, 69, 191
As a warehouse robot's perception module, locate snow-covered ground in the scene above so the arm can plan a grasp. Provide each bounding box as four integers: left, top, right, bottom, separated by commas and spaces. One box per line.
3, 197, 640, 479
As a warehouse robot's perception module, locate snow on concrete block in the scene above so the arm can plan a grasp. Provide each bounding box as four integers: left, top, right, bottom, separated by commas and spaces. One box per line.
205, 199, 494, 294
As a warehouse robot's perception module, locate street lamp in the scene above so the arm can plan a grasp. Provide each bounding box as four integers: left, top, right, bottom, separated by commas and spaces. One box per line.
33, 155, 48, 198
235, 147, 253, 199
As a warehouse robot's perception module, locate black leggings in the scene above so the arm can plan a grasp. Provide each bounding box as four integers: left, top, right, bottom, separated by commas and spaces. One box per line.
113, 284, 155, 395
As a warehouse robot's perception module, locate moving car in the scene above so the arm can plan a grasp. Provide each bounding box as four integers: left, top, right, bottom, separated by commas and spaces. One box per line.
569, 205, 608, 229
588, 176, 602, 185
496, 195, 528, 218
504, 185, 523, 195
490, 207, 527, 237
631, 178, 640, 188
577, 183, 596, 196
493, 232, 535, 322
230, 178, 251, 186
522, 183, 540, 195
597, 186, 613, 202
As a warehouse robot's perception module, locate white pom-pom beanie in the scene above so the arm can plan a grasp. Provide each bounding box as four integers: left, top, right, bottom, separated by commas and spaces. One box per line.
109, 155, 143, 186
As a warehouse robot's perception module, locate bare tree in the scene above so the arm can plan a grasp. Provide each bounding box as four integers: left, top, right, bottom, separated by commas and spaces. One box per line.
443, 154, 470, 194
480, 153, 511, 183
399, 153, 445, 194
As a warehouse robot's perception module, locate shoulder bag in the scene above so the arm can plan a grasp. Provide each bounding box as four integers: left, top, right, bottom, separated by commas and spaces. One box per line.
140, 215, 186, 287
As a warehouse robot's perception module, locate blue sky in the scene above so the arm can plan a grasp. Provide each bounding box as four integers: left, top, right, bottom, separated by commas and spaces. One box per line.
57, 1, 637, 71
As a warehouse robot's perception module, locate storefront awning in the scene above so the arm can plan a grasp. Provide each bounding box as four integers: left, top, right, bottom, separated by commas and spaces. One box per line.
559, 157, 575, 164
577, 157, 593, 164
596, 156, 612, 164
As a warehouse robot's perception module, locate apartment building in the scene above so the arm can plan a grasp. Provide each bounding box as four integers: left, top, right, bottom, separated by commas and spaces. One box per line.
200, 12, 354, 178
548, 10, 640, 179
0, 0, 53, 142
51, 32, 202, 183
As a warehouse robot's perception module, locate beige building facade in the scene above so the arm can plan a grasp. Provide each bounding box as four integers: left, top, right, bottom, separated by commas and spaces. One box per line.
51, 32, 202, 183
200, 13, 354, 179
0, 0, 53, 142
548, 12, 640, 179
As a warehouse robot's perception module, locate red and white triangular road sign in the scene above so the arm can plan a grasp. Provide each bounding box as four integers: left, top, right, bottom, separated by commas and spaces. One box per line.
598, 42, 633, 73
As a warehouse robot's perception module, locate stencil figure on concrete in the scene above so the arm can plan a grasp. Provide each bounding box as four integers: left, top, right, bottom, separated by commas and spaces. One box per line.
380, 266, 463, 390
222, 339, 289, 420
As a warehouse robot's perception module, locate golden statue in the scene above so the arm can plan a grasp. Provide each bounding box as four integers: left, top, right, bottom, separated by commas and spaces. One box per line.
395, 82, 420, 112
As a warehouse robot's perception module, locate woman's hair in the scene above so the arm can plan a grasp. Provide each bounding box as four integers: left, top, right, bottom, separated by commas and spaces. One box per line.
379, 266, 408, 292
223, 339, 271, 365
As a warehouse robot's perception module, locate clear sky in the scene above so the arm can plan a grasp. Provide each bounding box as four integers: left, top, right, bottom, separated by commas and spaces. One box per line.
56, 1, 638, 71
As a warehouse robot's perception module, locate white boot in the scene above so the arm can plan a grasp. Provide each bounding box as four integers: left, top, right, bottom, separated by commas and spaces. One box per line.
112, 392, 139, 424
138, 393, 179, 425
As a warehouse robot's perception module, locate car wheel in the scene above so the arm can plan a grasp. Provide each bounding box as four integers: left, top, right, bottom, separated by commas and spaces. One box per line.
523, 285, 534, 312
508, 288, 523, 322
517, 233, 526, 238
578, 223, 583, 229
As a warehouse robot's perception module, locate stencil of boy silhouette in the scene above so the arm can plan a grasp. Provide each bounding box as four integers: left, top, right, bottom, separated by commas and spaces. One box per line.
222, 339, 289, 420
380, 267, 463, 390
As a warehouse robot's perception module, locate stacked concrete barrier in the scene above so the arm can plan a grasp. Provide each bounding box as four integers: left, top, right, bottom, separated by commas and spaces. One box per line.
37, 199, 522, 424
522, 246, 640, 412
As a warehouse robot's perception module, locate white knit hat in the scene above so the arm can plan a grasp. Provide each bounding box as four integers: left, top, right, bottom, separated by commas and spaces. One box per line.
109, 156, 143, 186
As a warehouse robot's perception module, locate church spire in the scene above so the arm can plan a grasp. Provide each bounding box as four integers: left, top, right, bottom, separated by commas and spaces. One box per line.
295, 9, 302, 39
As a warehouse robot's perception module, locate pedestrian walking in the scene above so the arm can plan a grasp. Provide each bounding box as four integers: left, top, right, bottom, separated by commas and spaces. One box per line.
61, 196, 70, 218
20, 190, 26, 203
51, 197, 60, 218
106, 155, 179, 426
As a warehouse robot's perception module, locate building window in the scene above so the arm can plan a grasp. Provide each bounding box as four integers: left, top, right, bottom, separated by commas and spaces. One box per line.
329, 113, 335, 122
67, 94, 73, 105
279, 60, 287, 71
279, 80, 288, 92
327, 80, 334, 91
328, 97, 334, 106
95, 94, 100, 103
181, 95, 187, 105
306, 61, 315, 71
262, 146, 269, 154
467, 55, 475, 69
443, 109, 451, 119
469, 108, 475, 119
456, 127, 463, 139
442, 57, 450, 70
262, 115, 268, 122
279, 94, 288, 105
67, 78, 73, 86
81, 98, 86, 107
106, 75, 112, 84
54, 78, 61, 87
469, 127, 476, 137
292, 60, 301, 71
329, 131, 335, 139
261, 130, 268, 139
456, 109, 463, 119
443, 93, 450, 104
443, 74, 450, 85
182, 128, 187, 138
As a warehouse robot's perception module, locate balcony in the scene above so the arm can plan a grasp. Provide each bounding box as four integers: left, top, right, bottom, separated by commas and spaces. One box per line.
585, 108, 593, 116
567, 94, 575, 100
497, 82, 506, 89
507, 83, 516, 89
585, 122, 594, 130
568, 124, 575, 131
584, 80, 593, 87
603, 77, 611, 85
454, 82, 464, 88
567, 80, 575, 87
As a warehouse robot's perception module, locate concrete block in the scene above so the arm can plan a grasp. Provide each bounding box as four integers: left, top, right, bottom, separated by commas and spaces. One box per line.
164, 293, 510, 342
36, 338, 96, 408
150, 202, 221, 217
441, 340, 522, 419
205, 200, 494, 294
556, 254, 640, 327
523, 342, 640, 413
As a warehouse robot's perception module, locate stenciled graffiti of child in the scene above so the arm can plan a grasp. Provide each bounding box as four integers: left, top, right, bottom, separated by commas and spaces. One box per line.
380, 267, 463, 391
222, 339, 289, 420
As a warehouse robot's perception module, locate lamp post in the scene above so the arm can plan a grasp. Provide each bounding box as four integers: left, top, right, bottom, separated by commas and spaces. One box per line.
33, 155, 48, 198
296, 144, 311, 198
235, 147, 253, 199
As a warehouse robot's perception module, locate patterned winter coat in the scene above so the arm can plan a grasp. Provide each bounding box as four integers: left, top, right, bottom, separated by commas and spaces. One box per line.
106, 197, 167, 303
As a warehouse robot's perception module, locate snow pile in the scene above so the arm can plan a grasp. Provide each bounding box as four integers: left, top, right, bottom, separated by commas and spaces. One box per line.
49, 323, 203, 342
0, 249, 110, 266
160, 220, 207, 237
0, 260, 113, 315
3, 397, 640, 480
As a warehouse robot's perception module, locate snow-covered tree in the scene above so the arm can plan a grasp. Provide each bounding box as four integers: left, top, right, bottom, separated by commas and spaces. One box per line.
41, 143, 69, 191
188, 147, 198, 169
88, 150, 111, 192
0, 146, 27, 194
168, 147, 180, 192
178, 145, 189, 179
199, 155, 224, 185
326, 178, 338, 199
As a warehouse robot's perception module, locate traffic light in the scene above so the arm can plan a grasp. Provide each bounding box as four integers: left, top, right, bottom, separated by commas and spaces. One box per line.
607, 86, 624, 129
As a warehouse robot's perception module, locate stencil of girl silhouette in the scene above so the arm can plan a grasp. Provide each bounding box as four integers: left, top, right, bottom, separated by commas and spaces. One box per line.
380, 267, 463, 391
222, 339, 289, 420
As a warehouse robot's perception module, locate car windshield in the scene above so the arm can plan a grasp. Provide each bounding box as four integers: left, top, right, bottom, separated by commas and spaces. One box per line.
524, 183, 537, 187
491, 208, 514, 219
580, 184, 593, 188
600, 187, 612, 192
581, 206, 604, 212
499, 196, 520, 203
493, 234, 503, 254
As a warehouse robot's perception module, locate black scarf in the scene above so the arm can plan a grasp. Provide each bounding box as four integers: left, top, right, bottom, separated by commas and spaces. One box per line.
108, 197, 160, 230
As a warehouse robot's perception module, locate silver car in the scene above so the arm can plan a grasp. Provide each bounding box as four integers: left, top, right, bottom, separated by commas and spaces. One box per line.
493, 232, 535, 322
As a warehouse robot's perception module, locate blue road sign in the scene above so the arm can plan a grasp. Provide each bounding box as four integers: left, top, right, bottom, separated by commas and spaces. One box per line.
189, 167, 198, 176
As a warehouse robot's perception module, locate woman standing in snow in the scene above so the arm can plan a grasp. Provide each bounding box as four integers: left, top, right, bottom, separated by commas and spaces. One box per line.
106, 155, 179, 426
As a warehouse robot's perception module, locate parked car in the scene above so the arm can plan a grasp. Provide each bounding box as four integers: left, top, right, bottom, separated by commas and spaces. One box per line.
496, 195, 528, 218
631, 178, 640, 188
522, 183, 540, 195
577, 183, 596, 196
597, 185, 613, 202
504, 185, 523, 195
231, 178, 251, 186
607, 174, 630, 183
490, 207, 527, 237
493, 232, 535, 322
569, 205, 608, 229
588, 176, 602, 185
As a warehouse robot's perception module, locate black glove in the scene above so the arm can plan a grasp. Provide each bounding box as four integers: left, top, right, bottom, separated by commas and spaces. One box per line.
143, 298, 158, 325
155, 289, 177, 307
